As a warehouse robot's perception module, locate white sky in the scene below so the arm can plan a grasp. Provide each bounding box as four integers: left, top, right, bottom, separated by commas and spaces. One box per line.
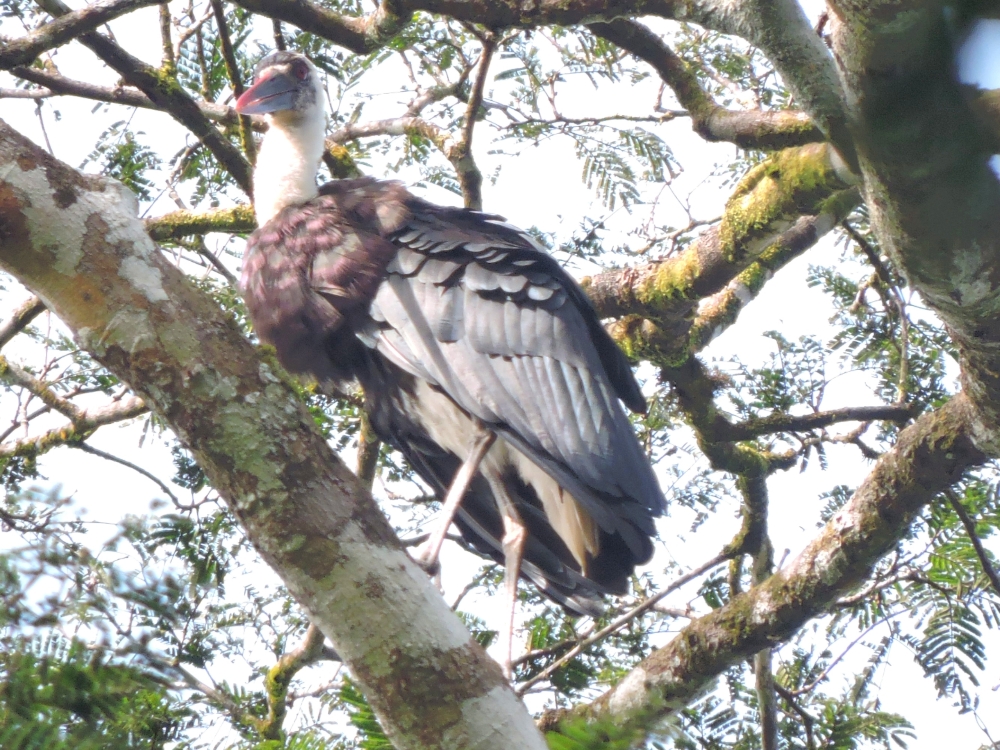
1, 1, 999, 747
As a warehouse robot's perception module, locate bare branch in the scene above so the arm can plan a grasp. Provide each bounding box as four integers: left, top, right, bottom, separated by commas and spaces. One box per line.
227, 0, 410, 54
723, 404, 915, 441
516, 551, 729, 696
588, 20, 824, 150
945, 488, 1000, 598
0, 0, 160, 70
209, 0, 256, 162
73, 441, 183, 509
144, 205, 256, 241
0, 297, 46, 350
6, 66, 257, 129
0, 397, 148, 461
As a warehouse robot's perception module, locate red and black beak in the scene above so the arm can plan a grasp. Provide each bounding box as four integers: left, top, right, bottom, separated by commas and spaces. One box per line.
236, 70, 298, 115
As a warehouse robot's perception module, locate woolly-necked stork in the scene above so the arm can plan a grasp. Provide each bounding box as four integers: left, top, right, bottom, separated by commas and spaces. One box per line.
235, 51, 665, 677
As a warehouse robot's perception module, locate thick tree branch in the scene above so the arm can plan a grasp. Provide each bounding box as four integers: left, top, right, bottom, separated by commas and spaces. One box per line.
587, 20, 824, 151
0, 0, 159, 70
828, 2, 1000, 456
543, 393, 985, 740
0, 119, 546, 750
227, 0, 409, 54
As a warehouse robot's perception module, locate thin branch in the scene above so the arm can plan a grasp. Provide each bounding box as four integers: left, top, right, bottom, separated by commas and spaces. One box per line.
73, 441, 185, 509
6, 66, 258, 129
0, 297, 46, 350
0, 0, 160, 70
209, 0, 256, 162
515, 552, 729, 696
946, 488, 1000, 598
0, 397, 148, 460
0, 354, 85, 422
158, 3, 175, 71
260, 624, 330, 740
723, 404, 914, 441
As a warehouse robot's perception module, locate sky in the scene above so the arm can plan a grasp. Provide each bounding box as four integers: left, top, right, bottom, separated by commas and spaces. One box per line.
1, 1, 1000, 747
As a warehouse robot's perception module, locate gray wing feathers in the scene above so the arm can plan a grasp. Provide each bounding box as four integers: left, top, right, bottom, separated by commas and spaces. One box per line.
370, 255, 663, 530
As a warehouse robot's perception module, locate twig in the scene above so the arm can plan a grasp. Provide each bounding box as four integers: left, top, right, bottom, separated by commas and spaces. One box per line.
0, 397, 148, 460
209, 0, 256, 162
515, 552, 728, 695
159, 3, 175, 70
272, 18, 286, 50
0, 297, 46, 350
73, 441, 187, 509
946, 488, 1000, 597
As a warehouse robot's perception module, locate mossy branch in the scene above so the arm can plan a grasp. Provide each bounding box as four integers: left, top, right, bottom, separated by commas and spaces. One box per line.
260, 624, 331, 741
543, 394, 985, 740
144, 205, 257, 241
588, 20, 824, 151
583, 144, 855, 326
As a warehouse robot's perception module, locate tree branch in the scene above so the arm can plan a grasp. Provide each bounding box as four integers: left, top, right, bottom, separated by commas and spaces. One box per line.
0, 297, 46, 350
209, 0, 256, 162
0, 397, 148, 461
543, 393, 985, 740
226, 0, 409, 54
722, 404, 914, 441
5, 66, 258, 130
587, 20, 824, 151
144, 205, 256, 241
945, 488, 1000, 598
260, 624, 330, 740
0, 0, 160, 70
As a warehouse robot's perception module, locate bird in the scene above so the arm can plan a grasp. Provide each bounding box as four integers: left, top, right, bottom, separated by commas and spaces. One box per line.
235, 50, 666, 676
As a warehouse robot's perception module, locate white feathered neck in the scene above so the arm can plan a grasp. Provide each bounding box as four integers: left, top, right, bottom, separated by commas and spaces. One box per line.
252, 97, 326, 226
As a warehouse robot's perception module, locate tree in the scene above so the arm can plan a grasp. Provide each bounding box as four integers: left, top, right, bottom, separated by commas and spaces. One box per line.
0, 0, 999, 747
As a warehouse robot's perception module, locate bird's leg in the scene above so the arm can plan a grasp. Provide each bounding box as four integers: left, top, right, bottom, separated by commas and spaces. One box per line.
416, 429, 496, 575
487, 475, 527, 682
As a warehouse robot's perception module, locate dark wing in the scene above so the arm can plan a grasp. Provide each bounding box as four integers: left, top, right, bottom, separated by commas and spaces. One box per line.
356, 198, 665, 568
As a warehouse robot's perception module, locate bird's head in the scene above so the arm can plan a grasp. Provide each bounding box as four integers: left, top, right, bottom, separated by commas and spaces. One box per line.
236, 51, 324, 126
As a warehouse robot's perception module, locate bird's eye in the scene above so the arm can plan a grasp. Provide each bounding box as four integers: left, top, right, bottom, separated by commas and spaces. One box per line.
293, 62, 309, 80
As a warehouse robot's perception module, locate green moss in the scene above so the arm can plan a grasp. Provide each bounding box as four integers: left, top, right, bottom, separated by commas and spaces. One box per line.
637, 250, 701, 306
719, 143, 849, 263
144, 205, 257, 241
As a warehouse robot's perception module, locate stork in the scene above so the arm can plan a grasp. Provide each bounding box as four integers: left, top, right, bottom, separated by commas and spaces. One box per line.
235, 51, 665, 678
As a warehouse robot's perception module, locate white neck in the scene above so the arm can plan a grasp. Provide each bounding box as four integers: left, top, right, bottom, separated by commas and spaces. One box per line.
253, 108, 326, 226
